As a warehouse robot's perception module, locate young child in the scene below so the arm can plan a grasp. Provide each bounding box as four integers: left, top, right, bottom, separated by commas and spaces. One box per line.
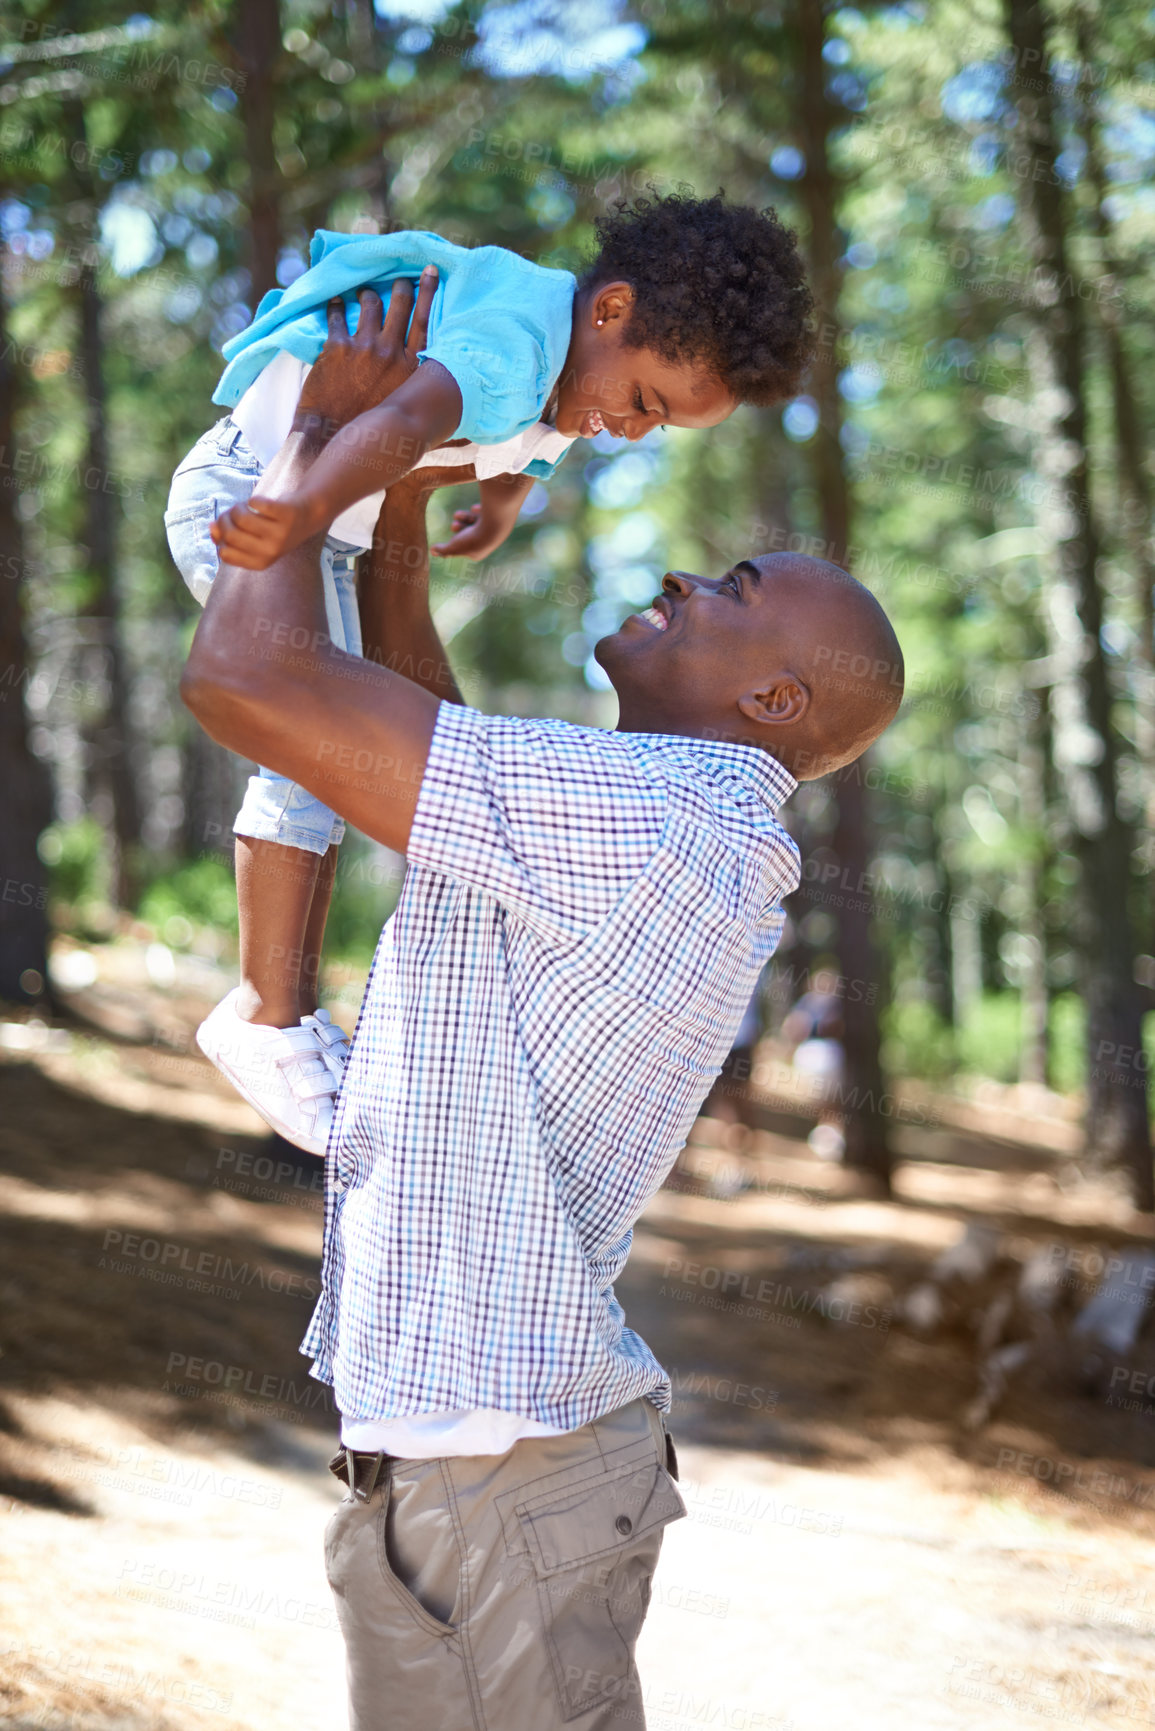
166, 192, 814, 1153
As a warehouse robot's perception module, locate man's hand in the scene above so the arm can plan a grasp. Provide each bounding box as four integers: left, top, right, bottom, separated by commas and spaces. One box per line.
210, 272, 438, 569
185, 271, 451, 857
295, 268, 437, 434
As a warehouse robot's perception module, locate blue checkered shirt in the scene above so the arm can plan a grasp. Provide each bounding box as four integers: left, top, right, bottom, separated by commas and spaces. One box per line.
300, 704, 800, 1430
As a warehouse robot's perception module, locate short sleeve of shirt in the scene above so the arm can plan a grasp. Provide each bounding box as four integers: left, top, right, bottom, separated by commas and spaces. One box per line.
420, 310, 553, 446
405, 704, 670, 945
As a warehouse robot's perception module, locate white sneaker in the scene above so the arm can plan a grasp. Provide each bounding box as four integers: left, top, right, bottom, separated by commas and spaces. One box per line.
302, 1007, 351, 1084
196, 988, 337, 1156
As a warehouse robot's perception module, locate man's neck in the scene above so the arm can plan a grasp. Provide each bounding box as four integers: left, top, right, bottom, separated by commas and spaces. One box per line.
611, 703, 809, 781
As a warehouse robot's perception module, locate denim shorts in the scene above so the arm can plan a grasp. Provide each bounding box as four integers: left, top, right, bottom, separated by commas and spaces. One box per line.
165, 417, 365, 854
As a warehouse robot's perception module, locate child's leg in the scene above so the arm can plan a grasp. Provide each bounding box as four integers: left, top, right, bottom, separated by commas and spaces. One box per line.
299, 842, 338, 1018
234, 837, 326, 1027
231, 542, 360, 1028
175, 441, 353, 1149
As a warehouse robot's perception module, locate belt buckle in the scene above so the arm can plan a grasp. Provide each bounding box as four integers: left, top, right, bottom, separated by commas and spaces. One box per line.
352, 1449, 386, 1503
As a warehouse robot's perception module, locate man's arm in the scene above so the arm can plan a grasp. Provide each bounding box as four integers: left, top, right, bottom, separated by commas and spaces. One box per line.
212, 331, 462, 571
359, 471, 466, 706
182, 286, 445, 856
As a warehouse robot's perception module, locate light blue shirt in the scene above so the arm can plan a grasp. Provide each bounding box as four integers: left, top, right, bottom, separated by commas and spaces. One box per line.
301, 706, 800, 1431
213, 230, 577, 464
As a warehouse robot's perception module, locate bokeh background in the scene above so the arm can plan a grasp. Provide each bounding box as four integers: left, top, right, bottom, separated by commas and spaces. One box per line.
2, 3, 1155, 1729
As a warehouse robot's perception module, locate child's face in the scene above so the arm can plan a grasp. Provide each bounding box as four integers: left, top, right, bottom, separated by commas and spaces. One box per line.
554, 283, 736, 441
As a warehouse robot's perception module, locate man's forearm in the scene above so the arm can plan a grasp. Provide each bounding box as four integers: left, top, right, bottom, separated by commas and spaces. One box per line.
360, 481, 464, 706
181, 278, 446, 859
190, 426, 334, 695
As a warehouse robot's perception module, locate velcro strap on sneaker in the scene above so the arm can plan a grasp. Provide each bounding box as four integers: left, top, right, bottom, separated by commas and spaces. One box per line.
273, 1057, 336, 1101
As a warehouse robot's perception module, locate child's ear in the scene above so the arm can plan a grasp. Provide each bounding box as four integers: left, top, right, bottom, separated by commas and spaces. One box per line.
592, 281, 635, 328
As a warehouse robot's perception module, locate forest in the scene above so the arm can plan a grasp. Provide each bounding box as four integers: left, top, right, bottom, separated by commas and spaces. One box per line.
4, 6, 1155, 1728
0, 0, 1153, 1196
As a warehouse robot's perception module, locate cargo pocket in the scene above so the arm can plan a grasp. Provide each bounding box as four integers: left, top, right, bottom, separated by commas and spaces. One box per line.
378, 1465, 463, 1636
515, 1458, 685, 1722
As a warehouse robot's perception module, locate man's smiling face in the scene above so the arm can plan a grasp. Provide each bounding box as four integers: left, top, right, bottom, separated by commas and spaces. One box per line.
594, 551, 905, 775
595, 556, 802, 736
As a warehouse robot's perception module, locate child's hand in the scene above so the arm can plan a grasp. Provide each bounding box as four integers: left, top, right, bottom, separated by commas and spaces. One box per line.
211, 495, 326, 571
431, 504, 510, 562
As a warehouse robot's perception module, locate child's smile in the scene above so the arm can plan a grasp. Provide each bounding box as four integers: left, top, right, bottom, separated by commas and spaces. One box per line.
552, 280, 736, 441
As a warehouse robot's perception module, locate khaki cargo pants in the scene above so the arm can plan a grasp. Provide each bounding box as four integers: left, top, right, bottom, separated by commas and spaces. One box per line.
324, 1396, 685, 1731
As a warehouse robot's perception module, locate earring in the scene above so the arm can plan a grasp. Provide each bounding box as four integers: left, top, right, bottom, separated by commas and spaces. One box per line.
596, 318, 604, 326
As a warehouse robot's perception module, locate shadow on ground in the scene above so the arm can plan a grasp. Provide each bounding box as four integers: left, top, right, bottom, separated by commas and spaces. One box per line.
3, 1054, 1155, 1532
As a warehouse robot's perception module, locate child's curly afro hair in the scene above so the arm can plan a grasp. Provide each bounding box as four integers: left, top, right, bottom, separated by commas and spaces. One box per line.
583, 190, 814, 407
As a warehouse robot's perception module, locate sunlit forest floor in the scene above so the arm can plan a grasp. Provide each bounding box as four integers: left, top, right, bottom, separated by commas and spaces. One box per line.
2, 942, 1155, 1730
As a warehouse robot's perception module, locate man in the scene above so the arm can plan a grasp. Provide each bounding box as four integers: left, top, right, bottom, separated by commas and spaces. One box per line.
183, 280, 904, 1731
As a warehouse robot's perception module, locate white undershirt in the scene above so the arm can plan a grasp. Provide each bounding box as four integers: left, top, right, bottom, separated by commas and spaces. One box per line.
340, 1407, 570, 1459
231, 349, 573, 550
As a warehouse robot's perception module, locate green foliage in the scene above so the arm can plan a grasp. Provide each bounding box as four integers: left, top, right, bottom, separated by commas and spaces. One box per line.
957, 995, 1026, 1086
323, 842, 404, 968
884, 994, 1043, 1089
38, 819, 109, 911
882, 991, 1122, 1101
138, 855, 239, 942
882, 998, 956, 1082
4, 0, 1155, 1143
1047, 995, 1086, 1099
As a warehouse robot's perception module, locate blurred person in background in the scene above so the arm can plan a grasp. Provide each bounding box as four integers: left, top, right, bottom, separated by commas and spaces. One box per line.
782, 962, 848, 1161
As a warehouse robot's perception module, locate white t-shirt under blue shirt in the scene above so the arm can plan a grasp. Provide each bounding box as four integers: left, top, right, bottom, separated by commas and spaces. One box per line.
216, 228, 580, 556
214, 227, 577, 450
230, 349, 575, 549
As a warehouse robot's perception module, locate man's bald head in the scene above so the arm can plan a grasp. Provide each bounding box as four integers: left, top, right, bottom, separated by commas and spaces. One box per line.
595, 549, 904, 777
745, 553, 904, 776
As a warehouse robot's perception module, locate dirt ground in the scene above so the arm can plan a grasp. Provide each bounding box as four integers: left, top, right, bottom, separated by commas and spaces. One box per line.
3, 941, 1155, 1730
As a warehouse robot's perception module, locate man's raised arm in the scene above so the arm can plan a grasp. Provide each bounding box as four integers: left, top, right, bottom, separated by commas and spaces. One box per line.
359, 468, 468, 708
181, 282, 443, 857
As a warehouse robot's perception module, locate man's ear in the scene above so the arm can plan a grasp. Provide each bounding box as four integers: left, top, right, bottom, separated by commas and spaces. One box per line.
591, 282, 636, 328
737, 674, 810, 728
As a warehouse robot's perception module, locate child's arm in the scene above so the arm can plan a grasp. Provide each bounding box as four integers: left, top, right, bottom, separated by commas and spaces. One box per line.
430, 472, 536, 562
211, 323, 463, 571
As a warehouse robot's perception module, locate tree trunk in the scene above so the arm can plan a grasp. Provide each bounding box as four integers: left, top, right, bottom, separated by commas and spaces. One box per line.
64, 101, 141, 908
1018, 713, 1050, 1088
234, 0, 283, 302
795, 0, 892, 1190
1004, 0, 1153, 1209
1075, 7, 1155, 937
345, 0, 394, 230
0, 266, 53, 1001
181, 722, 248, 864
